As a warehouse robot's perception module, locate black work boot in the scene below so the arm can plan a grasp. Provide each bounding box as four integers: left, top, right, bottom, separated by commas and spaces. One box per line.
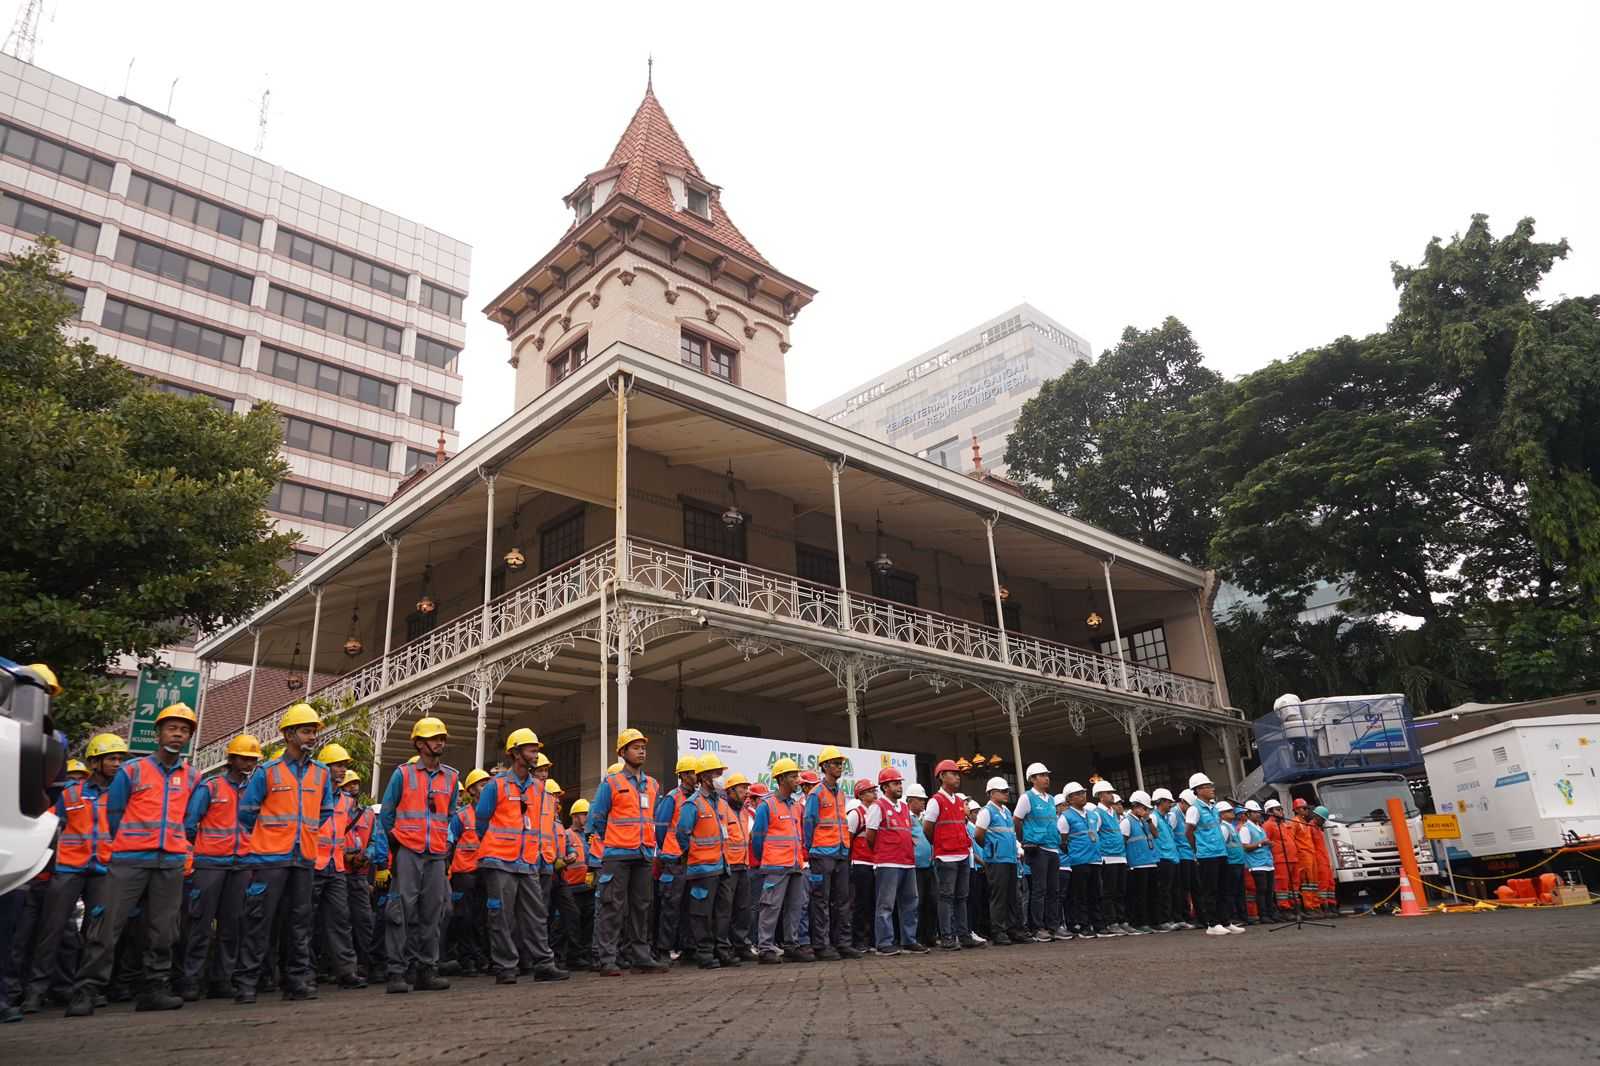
135, 984, 184, 1011
63, 991, 95, 1018
413, 967, 450, 991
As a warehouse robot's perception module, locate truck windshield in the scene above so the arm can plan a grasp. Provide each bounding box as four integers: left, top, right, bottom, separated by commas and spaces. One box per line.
1317, 779, 1416, 824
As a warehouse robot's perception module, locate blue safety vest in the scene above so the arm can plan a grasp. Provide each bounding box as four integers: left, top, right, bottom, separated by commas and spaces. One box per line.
1241, 821, 1274, 870
1153, 807, 1179, 862
1173, 807, 1195, 860
1125, 813, 1158, 868
910, 817, 932, 869
1095, 805, 1126, 859
1223, 820, 1246, 865
1063, 806, 1101, 867
980, 802, 1018, 864
1018, 789, 1057, 848
1191, 800, 1225, 859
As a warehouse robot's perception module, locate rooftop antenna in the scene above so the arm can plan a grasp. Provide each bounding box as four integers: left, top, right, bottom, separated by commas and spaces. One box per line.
646, 53, 653, 91
122, 57, 134, 97
4, 0, 43, 63
254, 87, 270, 155
166, 75, 178, 115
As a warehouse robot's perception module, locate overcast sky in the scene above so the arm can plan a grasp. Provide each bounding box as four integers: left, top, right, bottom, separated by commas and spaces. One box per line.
30, 2, 1600, 442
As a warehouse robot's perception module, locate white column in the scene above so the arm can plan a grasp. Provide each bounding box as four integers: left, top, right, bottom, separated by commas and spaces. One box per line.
304, 585, 323, 693
473, 681, 487, 772
1194, 589, 1222, 708
191, 660, 213, 758
829, 458, 850, 629
1220, 726, 1243, 794
845, 663, 859, 747
614, 374, 630, 580
1127, 714, 1145, 793
1102, 559, 1129, 689
370, 716, 385, 801
241, 626, 260, 730
616, 606, 631, 734
381, 534, 400, 688
598, 578, 610, 779
1007, 692, 1023, 781
481, 471, 496, 646
983, 514, 1010, 664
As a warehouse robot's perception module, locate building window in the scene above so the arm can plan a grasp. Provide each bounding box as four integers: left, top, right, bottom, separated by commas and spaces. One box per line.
404, 447, 437, 474
138, 375, 234, 412
918, 436, 963, 469
870, 567, 918, 607
683, 502, 746, 562
419, 280, 465, 321
981, 599, 1022, 633
60, 283, 86, 318
0, 120, 115, 190
0, 191, 100, 252
414, 333, 461, 371
540, 509, 585, 572
278, 548, 320, 575
1096, 623, 1170, 670
100, 297, 244, 366
263, 344, 397, 410
266, 284, 403, 354
679, 330, 737, 383
548, 335, 589, 386
126, 172, 262, 245
573, 191, 593, 223
685, 185, 710, 219
281, 415, 392, 471
795, 544, 839, 586
268, 479, 384, 528
409, 390, 457, 428
273, 227, 409, 298
113, 233, 255, 304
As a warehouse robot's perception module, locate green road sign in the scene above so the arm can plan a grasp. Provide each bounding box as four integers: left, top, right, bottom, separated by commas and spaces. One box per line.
130, 666, 201, 755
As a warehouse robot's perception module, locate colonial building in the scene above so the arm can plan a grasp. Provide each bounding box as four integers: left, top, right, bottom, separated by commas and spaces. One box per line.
194, 85, 1247, 799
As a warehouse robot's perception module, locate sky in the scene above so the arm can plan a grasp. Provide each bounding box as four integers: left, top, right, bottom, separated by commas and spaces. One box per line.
24, 1, 1600, 444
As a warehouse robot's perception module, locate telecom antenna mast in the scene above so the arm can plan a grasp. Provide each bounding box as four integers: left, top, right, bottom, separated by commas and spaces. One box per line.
3, 0, 44, 62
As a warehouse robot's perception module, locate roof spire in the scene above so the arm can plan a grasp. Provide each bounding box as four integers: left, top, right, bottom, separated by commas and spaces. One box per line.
647, 53, 654, 92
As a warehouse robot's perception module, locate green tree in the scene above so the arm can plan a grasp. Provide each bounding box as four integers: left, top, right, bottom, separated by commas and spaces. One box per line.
0, 242, 296, 737
1005, 317, 1222, 564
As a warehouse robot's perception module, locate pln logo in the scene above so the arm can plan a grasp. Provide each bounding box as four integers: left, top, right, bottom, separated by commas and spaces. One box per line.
1555, 778, 1575, 806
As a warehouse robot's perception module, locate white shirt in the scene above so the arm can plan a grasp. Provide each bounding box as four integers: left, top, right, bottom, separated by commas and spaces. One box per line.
974, 804, 1007, 829
1184, 804, 1202, 827
863, 797, 911, 868
921, 790, 969, 862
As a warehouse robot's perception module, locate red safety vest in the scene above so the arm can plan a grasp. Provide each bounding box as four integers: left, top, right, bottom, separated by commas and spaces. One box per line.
850, 804, 876, 865
684, 793, 725, 868
657, 787, 692, 861
111, 756, 192, 857
346, 806, 374, 854
811, 781, 850, 851
316, 793, 356, 873
56, 781, 110, 869
450, 805, 482, 875
599, 769, 659, 852
758, 792, 804, 870
391, 763, 458, 855
930, 790, 969, 859
719, 797, 748, 868
250, 758, 327, 862
193, 775, 251, 862
872, 796, 915, 867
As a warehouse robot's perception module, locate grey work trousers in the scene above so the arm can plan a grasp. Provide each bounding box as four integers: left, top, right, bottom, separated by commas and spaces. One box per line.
312, 868, 357, 977
480, 867, 552, 976
755, 869, 806, 953
180, 866, 248, 989
71, 862, 183, 995
26, 871, 107, 998
233, 865, 314, 994
653, 862, 689, 954
934, 860, 971, 941
874, 866, 920, 948
725, 866, 751, 949
806, 853, 852, 949
593, 857, 654, 969
346, 871, 375, 972
384, 848, 448, 978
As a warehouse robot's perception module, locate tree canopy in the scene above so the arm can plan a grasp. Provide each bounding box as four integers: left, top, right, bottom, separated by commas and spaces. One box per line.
0, 242, 296, 736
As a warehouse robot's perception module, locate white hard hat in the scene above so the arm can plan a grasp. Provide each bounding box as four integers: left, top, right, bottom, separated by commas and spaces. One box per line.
986, 776, 1010, 793
1091, 779, 1114, 796
1178, 788, 1197, 804
1188, 772, 1213, 789
1054, 792, 1071, 806
1111, 794, 1122, 804
1217, 800, 1234, 812
1025, 762, 1050, 779
904, 782, 927, 800
1151, 787, 1174, 803
1062, 781, 1086, 796
964, 798, 980, 811
1244, 800, 1262, 812
1128, 790, 1152, 807
1263, 799, 1283, 811
1272, 693, 1302, 711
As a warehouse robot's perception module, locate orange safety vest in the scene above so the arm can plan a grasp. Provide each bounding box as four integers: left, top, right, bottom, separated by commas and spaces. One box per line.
758, 791, 804, 870
658, 787, 692, 861
317, 793, 357, 873
391, 763, 458, 855
685, 792, 725, 868
346, 806, 375, 853
193, 775, 251, 862
599, 769, 659, 852
476, 772, 540, 866
111, 756, 192, 857
450, 805, 482, 875
251, 757, 328, 863
56, 781, 110, 869
810, 781, 850, 850
560, 828, 590, 887
719, 796, 748, 868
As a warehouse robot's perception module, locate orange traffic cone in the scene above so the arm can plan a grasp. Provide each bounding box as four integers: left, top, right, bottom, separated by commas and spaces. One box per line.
1396, 867, 1425, 917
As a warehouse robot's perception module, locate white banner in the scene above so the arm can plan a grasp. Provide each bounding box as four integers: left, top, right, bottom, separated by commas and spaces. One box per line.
676, 729, 917, 793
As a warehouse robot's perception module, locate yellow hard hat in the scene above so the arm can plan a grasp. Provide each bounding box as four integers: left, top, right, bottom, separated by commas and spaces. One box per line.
340, 769, 362, 787
607, 762, 623, 775
675, 755, 699, 775
570, 798, 591, 815
615, 727, 647, 754
85, 732, 131, 759
697, 752, 728, 775
817, 745, 845, 765
505, 726, 540, 752
225, 734, 263, 759
317, 742, 352, 765
535, 751, 553, 769
66, 758, 88, 775
27, 663, 62, 696
771, 757, 800, 778
463, 768, 492, 790
725, 772, 749, 788
546, 779, 562, 795
410, 716, 448, 741
407, 755, 420, 764
156, 702, 198, 726
279, 703, 322, 730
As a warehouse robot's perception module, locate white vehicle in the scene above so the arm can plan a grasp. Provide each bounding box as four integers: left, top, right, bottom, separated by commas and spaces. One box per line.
1282, 772, 1439, 884
1, 659, 66, 895
1421, 715, 1600, 864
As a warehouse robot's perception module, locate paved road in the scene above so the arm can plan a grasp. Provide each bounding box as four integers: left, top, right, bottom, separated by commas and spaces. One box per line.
6, 908, 1599, 1065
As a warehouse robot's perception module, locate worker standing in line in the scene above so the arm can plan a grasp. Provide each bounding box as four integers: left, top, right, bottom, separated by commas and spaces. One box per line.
1184, 773, 1231, 936
1262, 799, 1292, 919
749, 757, 808, 963
653, 755, 700, 963
1090, 780, 1129, 935
1287, 799, 1319, 914
344, 786, 383, 978
922, 760, 982, 950
587, 729, 665, 976
1311, 806, 1338, 916
66, 703, 198, 1016
904, 782, 936, 946
1059, 782, 1098, 938
718, 774, 754, 960
1173, 789, 1199, 926
974, 776, 1025, 945
1052, 793, 1073, 938
1149, 788, 1180, 931
863, 767, 922, 955
675, 753, 730, 969
846, 777, 878, 954
561, 799, 598, 971
1220, 802, 1249, 931
1123, 792, 1160, 934
545, 778, 580, 972
311, 744, 362, 988
528, 756, 570, 974
379, 717, 459, 993
1240, 801, 1278, 924
175, 733, 259, 1002
446, 768, 489, 976
1010, 762, 1058, 943
802, 746, 857, 961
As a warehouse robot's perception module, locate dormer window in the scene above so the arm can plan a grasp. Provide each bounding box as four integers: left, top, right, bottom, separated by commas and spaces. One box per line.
685, 185, 710, 220
574, 191, 593, 223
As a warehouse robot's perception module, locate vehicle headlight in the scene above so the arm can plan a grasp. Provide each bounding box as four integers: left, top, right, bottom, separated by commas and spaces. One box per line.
1335, 843, 1359, 865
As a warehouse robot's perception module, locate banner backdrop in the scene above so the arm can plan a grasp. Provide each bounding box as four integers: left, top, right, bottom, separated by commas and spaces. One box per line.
676, 729, 918, 793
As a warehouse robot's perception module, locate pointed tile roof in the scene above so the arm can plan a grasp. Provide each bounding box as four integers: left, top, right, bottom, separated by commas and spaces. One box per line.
599, 86, 769, 265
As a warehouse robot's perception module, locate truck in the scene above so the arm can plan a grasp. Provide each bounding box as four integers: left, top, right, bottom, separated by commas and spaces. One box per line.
1245, 693, 1439, 901
1419, 714, 1600, 886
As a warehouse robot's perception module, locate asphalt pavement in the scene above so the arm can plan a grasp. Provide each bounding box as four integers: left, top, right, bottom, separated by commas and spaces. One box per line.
5, 906, 1599, 1065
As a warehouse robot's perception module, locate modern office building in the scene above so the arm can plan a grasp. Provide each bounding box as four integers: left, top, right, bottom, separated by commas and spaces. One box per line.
812, 304, 1091, 475
0, 54, 471, 678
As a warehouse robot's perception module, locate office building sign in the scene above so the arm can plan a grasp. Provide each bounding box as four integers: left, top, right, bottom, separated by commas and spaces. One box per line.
886, 359, 1030, 435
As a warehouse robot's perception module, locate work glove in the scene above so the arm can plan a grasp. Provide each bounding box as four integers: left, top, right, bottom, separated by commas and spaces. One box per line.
375, 869, 390, 888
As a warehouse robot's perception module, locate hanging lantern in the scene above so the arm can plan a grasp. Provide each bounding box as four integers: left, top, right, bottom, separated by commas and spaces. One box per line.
504, 508, 526, 571
286, 639, 303, 690
871, 512, 894, 574
342, 605, 363, 658
1086, 610, 1103, 631
971, 753, 988, 768
721, 461, 744, 528
417, 563, 436, 614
